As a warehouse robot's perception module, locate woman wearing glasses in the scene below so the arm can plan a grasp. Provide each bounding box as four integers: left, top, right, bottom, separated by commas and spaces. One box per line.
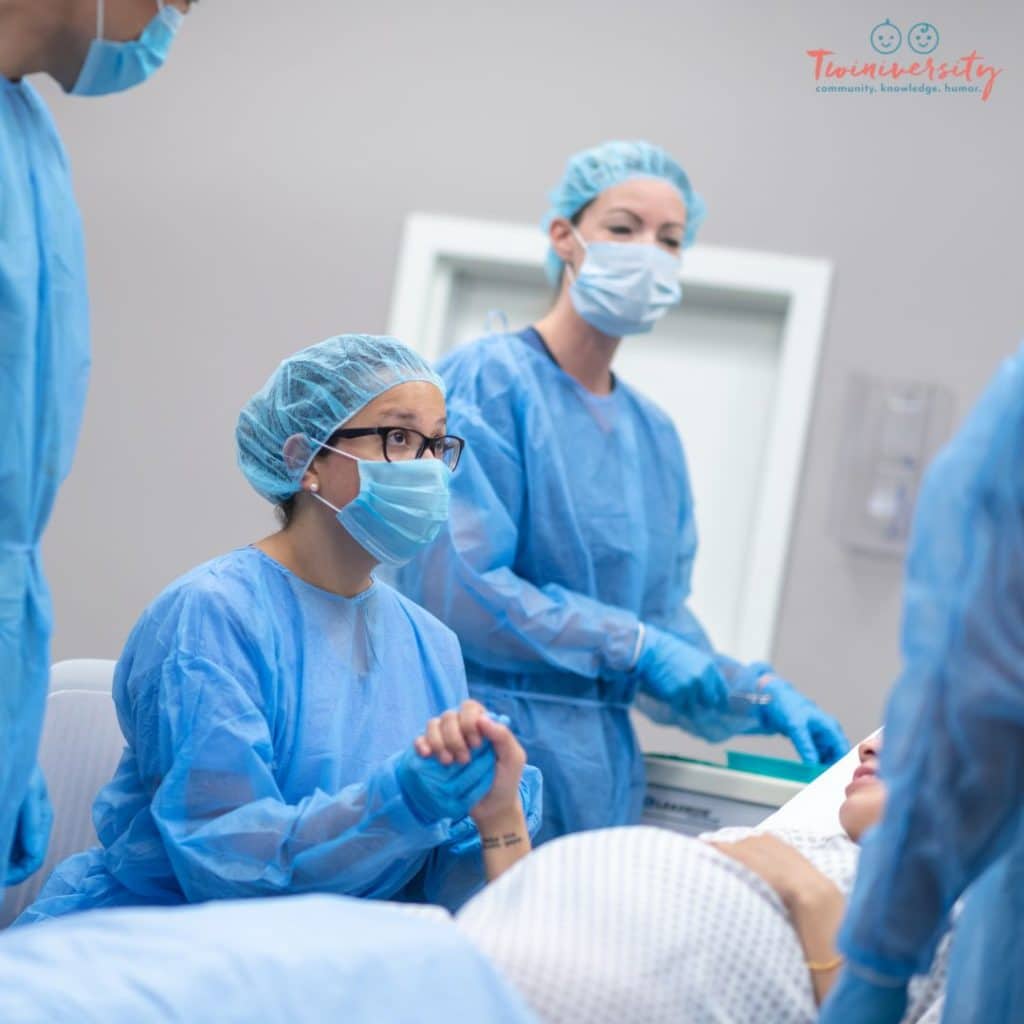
21, 335, 540, 924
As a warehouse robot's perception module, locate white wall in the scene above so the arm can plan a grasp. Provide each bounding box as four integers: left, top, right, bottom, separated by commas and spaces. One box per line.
37, 0, 1023, 753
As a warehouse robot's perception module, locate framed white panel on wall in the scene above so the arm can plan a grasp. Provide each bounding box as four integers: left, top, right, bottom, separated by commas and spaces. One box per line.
387, 212, 832, 675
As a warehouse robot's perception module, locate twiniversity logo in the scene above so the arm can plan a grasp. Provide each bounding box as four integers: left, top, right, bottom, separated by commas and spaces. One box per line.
808, 19, 1004, 101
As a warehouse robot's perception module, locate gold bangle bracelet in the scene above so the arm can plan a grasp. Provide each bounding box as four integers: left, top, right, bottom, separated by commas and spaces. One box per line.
807, 954, 844, 973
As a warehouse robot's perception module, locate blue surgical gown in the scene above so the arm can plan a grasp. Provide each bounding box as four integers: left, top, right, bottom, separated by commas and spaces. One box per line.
0, 78, 90, 883
399, 329, 758, 843
833, 344, 1024, 1022
20, 547, 541, 922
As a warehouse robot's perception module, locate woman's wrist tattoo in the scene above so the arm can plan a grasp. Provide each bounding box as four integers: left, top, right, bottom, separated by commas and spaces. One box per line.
482, 831, 525, 850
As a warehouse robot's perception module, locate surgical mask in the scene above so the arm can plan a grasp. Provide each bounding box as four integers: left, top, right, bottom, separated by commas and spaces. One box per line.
71, 0, 183, 97
310, 445, 451, 566
567, 227, 683, 337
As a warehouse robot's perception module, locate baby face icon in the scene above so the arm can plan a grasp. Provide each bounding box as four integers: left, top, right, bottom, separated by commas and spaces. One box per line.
870, 19, 902, 54
908, 21, 940, 54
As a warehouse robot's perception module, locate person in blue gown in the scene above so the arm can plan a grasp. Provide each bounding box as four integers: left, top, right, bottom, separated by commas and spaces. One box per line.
399, 140, 848, 844
820, 343, 1024, 1023
0, 0, 194, 889
19, 335, 540, 923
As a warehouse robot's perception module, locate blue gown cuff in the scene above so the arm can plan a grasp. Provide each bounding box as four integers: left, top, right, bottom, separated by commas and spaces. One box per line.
819, 964, 909, 1024
440, 766, 544, 855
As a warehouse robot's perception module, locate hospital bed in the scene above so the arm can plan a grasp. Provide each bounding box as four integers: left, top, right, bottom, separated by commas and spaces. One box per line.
640, 739, 870, 837
642, 755, 806, 836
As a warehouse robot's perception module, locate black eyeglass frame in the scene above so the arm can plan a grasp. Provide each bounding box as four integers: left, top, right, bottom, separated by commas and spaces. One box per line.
329, 426, 465, 470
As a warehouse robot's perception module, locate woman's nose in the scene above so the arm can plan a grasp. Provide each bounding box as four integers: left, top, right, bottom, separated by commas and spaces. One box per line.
859, 733, 881, 762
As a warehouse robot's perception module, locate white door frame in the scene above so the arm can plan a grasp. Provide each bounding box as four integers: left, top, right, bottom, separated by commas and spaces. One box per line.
387, 212, 832, 661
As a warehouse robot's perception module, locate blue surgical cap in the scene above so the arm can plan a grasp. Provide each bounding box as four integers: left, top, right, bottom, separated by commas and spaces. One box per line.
237, 334, 445, 503
541, 140, 707, 284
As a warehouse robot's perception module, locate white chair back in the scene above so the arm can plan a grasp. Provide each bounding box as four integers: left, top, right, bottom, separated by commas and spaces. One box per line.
1, 660, 123, 927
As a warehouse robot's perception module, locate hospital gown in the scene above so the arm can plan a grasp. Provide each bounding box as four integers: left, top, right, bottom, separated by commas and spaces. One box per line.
21, 546, 540, 923
456, 826, 949, 1024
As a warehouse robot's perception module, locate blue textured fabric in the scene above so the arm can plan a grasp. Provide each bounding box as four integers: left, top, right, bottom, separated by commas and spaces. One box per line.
818, 969, 909, 1024
542, 140, 707, 283
826, 343, 1024, 1023
941, 830, 1024, 1023
0, 79, 90, 886
398, 329, 835, 843
236, 334, 445, 504
0, 894, 538, 1023
20, 547, 540, 923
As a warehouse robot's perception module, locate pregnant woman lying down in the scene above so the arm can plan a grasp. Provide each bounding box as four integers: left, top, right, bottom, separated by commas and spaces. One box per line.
454, 735, 952, 1024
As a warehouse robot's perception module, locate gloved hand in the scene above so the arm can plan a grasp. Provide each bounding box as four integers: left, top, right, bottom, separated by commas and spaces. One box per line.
818, 966, 909, 1024
396, 714, 511, 824
757, 676, 848, 764
4, 766, 53, 886
633, 626, 744, 739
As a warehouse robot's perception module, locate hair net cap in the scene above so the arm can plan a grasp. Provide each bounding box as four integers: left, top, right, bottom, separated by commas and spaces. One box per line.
237, 334, 445, 503
542, 140, 707, 284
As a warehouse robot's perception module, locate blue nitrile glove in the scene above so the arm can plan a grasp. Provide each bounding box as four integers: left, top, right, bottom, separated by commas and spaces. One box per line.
758, 676, 849, 765
633, 625, 746, 741
396, 714, 511, 824
818, 966, 909, 1024
4, 766, 53, 887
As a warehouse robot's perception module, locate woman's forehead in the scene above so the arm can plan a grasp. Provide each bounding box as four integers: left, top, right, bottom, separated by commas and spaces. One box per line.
350, 381, 446, 425
586, 178, 688, 223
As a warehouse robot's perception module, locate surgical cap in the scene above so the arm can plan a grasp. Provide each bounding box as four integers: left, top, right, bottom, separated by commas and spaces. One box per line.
237, 334, 445, 503
542, 140, 707, 283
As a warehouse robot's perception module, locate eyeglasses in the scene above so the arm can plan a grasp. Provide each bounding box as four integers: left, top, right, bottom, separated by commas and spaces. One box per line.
330, 426, 465, 471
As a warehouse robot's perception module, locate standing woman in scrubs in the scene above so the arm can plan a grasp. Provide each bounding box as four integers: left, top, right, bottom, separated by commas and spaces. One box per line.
400, 141, 847, 843
0, 0, 194, 889
21, 335, 539, 923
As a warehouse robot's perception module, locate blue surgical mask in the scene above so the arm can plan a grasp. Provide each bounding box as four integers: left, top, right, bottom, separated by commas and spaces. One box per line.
567, 228, 683, 337
71, 0, 183, 98
311, 446, 451, 566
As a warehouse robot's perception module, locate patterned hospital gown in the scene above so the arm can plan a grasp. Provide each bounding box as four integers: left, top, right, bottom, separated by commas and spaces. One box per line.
456, 826, 949, 1024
